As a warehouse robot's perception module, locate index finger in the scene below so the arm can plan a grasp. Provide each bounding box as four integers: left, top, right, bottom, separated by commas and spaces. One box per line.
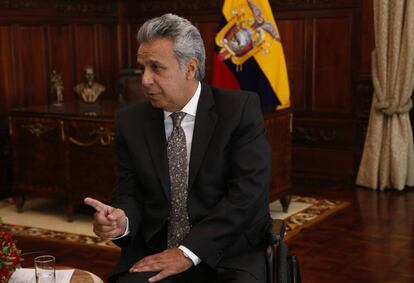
84, 197, 110, 213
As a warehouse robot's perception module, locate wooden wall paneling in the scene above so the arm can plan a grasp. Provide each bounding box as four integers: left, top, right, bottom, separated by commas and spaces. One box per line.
292, 117, 358, 182
0, 26, 14, 197
47, 25, 75, 103
311, 15, 352, 114
126, 23, 140, 68
65, 119, 115, 204
293, 119, 357, 148
0, 0, 123, 199
125, 0, 221, 18
0, 0, 371, 186
97, 24, 119, 99
10, 116, 65, 202
292, 146, 355, 182
0, 25, 15, 119
277, 19, 306, 112
116, 1, 128, 71
0, 131, 11, 197
359, 0, 374, 77
309, 0, 357, 8
354, 0, 374, 179
14, 25, 48, 107
282, 7, 360, 182
196, 20, 220, 84
355, 80, 373, 120
73, 24, 98, 87
292, 123, 359, 182
116, 22, 128, 70
264, 109, 292, 204
303, 17, 313, 115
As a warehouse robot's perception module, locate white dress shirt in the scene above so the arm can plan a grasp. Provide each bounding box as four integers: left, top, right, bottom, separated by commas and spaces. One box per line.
163, 82, 201, 266
115, 82, 202, 266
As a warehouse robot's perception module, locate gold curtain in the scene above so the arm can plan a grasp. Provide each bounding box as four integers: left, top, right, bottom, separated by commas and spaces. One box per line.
356, 0, 414, 190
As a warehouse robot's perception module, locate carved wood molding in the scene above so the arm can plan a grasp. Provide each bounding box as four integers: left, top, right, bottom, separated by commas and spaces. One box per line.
355, 80, 373, 119
128, 0, 356, 16
0, 0, 38, 9
312, 0, 338, 4
0, 0, 355, 15
0, 0, 116, 13
130, 0, 221, 15
20, 123, 56, 137
54, 0, 116, 14
269, 0, 307, 6
292, 126, 337, 144
269, 0, 343, 5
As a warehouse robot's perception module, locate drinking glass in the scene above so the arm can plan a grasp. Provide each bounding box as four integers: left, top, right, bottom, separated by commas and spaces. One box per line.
34, 255, 56, 283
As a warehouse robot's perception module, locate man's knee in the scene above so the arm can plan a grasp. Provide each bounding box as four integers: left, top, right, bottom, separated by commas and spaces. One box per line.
216, 267, 266, 283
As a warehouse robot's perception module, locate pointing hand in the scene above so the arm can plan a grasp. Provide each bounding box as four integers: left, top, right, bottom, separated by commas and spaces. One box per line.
84, 197, 127, 239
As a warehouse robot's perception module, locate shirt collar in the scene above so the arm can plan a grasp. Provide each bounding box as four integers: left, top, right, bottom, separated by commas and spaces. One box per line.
164, 82, 201, 119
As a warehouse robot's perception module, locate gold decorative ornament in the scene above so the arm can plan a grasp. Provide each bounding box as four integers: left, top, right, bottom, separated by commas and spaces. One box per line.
60, 121, 65, 142
68, 127, 114, 147
50, 70, 64, 106
20, 123, 56, 137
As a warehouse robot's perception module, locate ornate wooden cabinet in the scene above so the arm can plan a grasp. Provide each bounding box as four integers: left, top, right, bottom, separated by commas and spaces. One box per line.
9, 101, 116, 221
264, 108, 292, 211
9, 101, 291, 220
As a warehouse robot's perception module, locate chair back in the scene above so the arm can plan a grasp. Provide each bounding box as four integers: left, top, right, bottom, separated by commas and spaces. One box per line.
267, 219, 286, 283
117, 68, 147, 105
266, 219, 301, 283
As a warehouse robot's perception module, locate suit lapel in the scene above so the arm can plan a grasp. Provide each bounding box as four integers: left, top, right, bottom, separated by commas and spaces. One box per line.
144, 108, 170, 200
189, 83, 217, 190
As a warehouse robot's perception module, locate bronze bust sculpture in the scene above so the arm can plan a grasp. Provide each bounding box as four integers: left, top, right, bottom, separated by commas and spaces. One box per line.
74, 66, 105, 103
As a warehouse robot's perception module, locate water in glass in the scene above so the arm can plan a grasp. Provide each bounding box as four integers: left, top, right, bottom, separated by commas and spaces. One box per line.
36, 269, 55, 283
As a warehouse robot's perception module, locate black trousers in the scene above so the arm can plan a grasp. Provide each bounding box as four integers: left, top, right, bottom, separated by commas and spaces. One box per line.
116, 245, 267, 283
117, 263, 264, 283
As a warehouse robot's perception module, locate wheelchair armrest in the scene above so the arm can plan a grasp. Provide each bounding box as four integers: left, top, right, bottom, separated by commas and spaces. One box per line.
268, 219, 286, 245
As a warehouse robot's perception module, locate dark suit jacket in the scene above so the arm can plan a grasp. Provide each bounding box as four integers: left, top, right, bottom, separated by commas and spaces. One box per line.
110, 82, 272, 280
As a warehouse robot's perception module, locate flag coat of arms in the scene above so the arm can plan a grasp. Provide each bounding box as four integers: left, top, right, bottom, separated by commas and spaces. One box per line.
212, 0, 290, 112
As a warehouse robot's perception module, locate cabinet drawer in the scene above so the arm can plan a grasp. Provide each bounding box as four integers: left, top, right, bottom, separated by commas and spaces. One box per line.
64, 120, 115, 202
10, 117, 65, 194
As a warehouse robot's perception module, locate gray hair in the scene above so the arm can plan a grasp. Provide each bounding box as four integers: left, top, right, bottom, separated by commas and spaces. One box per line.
136, 13, 206, 81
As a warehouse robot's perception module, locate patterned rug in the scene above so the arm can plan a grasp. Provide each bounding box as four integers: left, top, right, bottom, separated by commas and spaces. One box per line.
281, 196, 350, 240
0, 196, 350, 249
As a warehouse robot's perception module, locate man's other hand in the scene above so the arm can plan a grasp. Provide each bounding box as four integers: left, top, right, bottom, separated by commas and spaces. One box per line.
84, 197, 127, 239
129, 248, 193, 282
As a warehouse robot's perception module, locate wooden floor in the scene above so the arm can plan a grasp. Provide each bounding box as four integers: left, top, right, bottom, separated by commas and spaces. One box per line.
15, 184, 414, 283
290, 184, 414, 283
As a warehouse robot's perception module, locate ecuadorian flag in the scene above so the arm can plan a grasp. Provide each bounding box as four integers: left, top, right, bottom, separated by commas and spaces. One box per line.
212, 0, 290, 112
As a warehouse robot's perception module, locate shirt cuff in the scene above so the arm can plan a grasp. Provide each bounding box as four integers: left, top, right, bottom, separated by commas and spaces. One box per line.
178, 245, 202, 266
111, 217, 130, 240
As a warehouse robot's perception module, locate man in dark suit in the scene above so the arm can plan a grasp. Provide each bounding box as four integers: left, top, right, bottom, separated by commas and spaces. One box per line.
84, 13, 272, 283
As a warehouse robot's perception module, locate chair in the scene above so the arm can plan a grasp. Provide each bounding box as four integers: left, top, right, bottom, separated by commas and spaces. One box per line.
266, 219, 301, 283
117, 68, 147, 105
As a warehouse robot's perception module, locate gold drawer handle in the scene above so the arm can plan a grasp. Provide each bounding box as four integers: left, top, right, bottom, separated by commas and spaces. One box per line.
68, 127, 114, 147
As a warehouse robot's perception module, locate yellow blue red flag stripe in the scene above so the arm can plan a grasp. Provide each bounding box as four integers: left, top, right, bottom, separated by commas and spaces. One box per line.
212, 0, 290, 111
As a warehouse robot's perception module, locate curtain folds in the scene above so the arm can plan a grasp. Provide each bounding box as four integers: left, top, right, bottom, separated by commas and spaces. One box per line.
356, 0, 414, 190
